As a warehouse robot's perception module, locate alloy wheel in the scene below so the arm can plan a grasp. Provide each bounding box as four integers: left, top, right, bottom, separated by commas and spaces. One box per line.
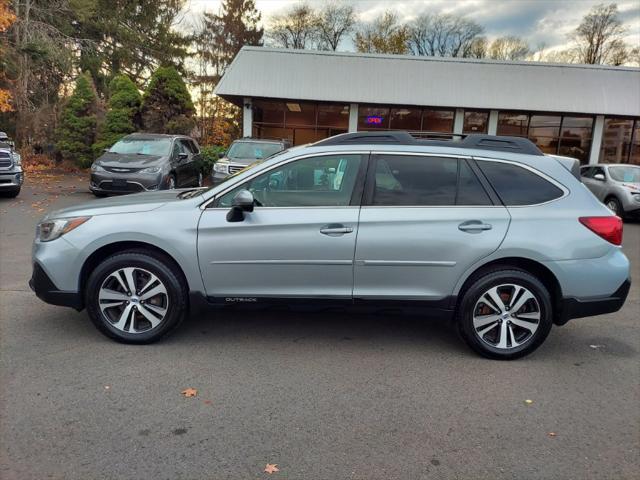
472, 283, 540, 350
98, 267, 169, 333
606, 199, 619, 215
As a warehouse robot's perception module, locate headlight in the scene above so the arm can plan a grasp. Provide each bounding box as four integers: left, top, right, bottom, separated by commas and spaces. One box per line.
36, 216, 91, 242
14, 153, 21, 166
91, 163, 105, 172
213, 162, 228, 174
140, 166, 161, 174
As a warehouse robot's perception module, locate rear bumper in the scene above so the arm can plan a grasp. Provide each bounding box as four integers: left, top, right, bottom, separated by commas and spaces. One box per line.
29, 262, 83, 310
557, 278, 631, 325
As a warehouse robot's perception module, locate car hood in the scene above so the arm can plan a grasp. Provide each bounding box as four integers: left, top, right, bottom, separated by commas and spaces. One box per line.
44, 190, 202, 220
96, 152, 165, 168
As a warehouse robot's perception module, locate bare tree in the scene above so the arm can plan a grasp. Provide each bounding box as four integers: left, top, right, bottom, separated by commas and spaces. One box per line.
408, 13, 484, 58
315, 2, 356, 51
572, 3, 627, 64
266, 3, 318, 49
630, 46, 640, 67
466, 36, 488, 58
354, 10, 409, 54
488, 36, 530, 61
608, 39, 629, 66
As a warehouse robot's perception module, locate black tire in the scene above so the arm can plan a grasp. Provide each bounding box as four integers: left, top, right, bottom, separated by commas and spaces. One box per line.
92, 191, 107, 198
85, 250, 188, 344
604, 196, 623, 218
457, 268, 553, 360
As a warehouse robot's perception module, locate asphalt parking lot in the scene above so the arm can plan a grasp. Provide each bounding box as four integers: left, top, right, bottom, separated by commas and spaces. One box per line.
1, 172, 639, 480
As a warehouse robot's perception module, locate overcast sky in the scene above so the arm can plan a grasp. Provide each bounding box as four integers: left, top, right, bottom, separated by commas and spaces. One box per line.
184, 0, 640, 55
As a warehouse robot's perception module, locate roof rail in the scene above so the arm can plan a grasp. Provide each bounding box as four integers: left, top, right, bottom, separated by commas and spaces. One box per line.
313, 131, 544, 156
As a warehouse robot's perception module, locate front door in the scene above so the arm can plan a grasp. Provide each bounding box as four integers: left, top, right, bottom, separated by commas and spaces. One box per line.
197, 153, 366, 300
354, 153, 510, 302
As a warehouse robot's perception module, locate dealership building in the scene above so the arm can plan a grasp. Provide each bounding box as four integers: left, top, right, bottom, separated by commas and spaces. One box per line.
215, 47, 640, 165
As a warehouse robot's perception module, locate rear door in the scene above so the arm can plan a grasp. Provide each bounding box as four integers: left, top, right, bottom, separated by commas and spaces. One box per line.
353, 153, 510, 302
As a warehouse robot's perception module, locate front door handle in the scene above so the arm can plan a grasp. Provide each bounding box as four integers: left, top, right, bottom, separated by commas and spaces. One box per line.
458, 220, 493, 233
320, 224, 354, 236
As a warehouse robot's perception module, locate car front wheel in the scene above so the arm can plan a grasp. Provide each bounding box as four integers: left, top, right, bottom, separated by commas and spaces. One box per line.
85, 250, 188, 344
457, 268, 553, 360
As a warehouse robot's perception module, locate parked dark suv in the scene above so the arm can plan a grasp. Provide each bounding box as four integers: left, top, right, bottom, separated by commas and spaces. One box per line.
212, 137, 291, 185
90, 133, 203, 196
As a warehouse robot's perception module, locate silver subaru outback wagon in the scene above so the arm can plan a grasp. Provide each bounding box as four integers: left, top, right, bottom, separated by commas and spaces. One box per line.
30, 132, 631, 359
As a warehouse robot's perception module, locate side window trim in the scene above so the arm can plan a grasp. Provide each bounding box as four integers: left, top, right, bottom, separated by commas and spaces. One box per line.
467, 158, 502, 206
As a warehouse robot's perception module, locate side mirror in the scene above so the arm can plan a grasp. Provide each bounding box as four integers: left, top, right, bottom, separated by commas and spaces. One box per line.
218, 152, 225, 159
226, 189, 254, 222
594, 173, 605, 181
178, 152, 189, 161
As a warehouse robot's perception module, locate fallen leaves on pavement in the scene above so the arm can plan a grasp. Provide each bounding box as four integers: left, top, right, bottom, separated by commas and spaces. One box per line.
264, 464, 279, 474
524, 399, 533, 405
181, 387, 197, 397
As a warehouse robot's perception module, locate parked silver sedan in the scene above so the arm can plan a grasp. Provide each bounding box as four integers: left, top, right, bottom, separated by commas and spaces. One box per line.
580, 164, 640, 219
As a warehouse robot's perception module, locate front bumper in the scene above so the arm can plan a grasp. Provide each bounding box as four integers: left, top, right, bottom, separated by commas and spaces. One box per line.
0, 169, 24, 189
90, 171, 164, 194
557, 278, 631, 325
29, 262, 83, 310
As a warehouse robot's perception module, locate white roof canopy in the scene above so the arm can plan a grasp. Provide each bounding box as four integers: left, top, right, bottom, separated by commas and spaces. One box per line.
216, 47, 640, 117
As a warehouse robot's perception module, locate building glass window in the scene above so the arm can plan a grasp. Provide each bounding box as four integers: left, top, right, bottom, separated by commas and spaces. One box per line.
252, 99, 349, 146
463, 111, 489, 134
528, 115, 561, 155
600, 117, 639, 165
422, 109, 454, 132
358, 106, 390, 130
496, 111, 594, 164
630, 121, 640, 165
558, 116, 594, 163
497, 112, 529, 136
389, 107, 421, 131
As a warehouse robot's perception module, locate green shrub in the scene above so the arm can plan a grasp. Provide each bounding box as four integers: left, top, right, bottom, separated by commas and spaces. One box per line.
141, 66, 195, 135
199, 145, 226, 175
93, 74, 141, 154
55, 72, 98, 168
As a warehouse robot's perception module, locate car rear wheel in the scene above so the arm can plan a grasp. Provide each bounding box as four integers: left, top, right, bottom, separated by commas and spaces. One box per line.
457, 268, 553, 360
85, 251, 188, 344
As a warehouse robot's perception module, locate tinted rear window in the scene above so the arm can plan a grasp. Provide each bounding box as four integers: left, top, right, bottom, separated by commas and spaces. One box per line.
478, 161, 563, 205
371, 155, 492, 206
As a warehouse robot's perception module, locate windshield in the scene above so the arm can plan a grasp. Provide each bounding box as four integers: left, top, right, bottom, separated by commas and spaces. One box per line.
109, 137, 172, 156
227, 141, 283, 160
609, 166, 640, 183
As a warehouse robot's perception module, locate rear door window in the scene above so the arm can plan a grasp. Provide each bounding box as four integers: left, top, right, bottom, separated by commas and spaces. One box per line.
478, 161, 564, 205
372, 155, 457, 206
370, 155, 492, 206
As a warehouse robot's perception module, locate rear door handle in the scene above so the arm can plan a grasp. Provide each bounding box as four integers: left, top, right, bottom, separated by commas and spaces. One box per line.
458, 220, 493, 232
320, 224, 354, 236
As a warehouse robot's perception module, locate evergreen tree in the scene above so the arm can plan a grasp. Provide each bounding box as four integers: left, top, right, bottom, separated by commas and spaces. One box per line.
141, 66, 195, 135
55, 72, 98, 167
93, 74, 141, 153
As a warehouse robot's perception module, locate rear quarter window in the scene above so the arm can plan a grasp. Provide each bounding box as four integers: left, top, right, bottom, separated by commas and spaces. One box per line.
478, 161, 564, 205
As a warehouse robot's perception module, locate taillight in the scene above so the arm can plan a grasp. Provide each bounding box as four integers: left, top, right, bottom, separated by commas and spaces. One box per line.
579, 216, 623, 245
